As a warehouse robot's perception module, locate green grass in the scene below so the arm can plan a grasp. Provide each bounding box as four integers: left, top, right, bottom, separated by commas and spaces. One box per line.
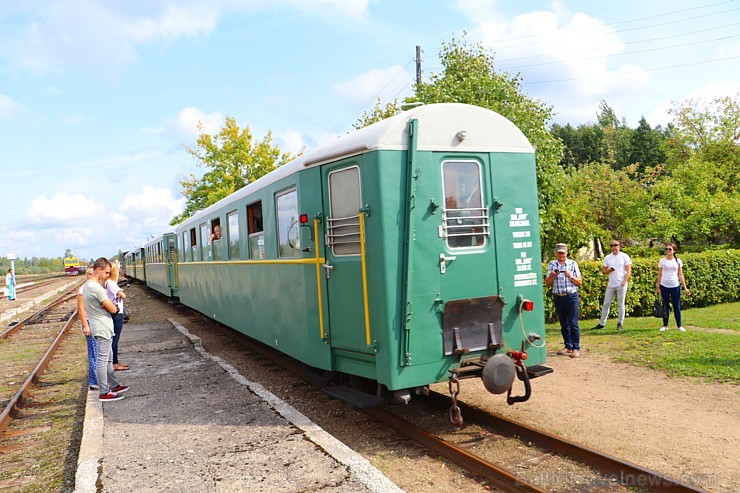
545, 302, 740, 383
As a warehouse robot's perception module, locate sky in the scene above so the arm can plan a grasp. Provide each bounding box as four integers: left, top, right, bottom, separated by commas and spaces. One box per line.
1, 0, 738, 262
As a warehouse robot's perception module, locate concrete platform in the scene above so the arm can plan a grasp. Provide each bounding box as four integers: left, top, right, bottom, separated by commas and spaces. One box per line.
74, 319, 403, 493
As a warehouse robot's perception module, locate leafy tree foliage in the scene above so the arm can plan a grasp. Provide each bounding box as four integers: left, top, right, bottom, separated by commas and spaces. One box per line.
353, 98, 400, 129
171, 117, 294, 225
651, 95, 740, 246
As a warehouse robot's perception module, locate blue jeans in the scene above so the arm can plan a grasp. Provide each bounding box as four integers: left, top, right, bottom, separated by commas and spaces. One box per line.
660, 285, 682, 327
95, 336, 120, 394
554, 292, 580, 350
111, 312, 124, 364
86, 334, 98, 387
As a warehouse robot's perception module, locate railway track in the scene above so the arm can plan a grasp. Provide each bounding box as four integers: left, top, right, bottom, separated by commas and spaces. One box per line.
0, 287, 87, 491
216, 322, 708, 493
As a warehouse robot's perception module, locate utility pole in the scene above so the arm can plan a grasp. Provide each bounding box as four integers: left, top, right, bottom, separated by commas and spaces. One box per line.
415, 45, 422, 87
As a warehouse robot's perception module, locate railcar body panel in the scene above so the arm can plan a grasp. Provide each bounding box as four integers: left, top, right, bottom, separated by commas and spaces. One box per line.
169, 103, 547, 397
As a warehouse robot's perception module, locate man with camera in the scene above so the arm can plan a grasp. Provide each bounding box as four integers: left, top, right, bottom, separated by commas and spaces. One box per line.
545, 243, 583, 358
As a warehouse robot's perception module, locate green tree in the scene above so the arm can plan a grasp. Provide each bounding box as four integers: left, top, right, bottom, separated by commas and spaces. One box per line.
410, 36, 566, 254
651, 95, 740, 245
628, 117, 666, 173
551, 122, 604, 168
353, 98, 400, 129
172, 117, 294, 225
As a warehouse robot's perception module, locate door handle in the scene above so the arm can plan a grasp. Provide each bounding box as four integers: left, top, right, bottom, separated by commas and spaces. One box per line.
322, 263, 334, 279
439, 254, 457, 274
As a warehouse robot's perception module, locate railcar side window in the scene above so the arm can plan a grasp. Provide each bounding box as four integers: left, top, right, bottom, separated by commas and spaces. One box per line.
247, 201, 265, 259
276, 188, 300, 258
442, 161, 488, 248
327, 166, 362, 256
210, 218, 222, 261
199, 224, 207, 261
189, 228, 197, 261
181, 232, 188, 262
227, 211, 239, 259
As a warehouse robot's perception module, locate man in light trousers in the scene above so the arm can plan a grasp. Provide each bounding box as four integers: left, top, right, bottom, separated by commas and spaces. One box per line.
593, 240, 632, 331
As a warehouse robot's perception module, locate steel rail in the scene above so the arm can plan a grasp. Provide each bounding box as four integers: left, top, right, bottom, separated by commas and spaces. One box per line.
1, 289, 78, 339
362, 406, 546, 493
0, 308, 79, 437
426, 391, 708, 493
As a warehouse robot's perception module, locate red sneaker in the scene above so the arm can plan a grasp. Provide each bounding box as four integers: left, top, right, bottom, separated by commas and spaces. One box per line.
109, 385, 129, 394
98, 392, 124, 402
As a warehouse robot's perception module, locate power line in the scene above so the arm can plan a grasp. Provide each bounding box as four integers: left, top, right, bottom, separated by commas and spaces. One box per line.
493, 22, 740, 65
502, 34, 739, 71
521, 55, 740, 86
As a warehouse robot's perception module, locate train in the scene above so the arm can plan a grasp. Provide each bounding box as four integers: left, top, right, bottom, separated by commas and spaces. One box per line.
64, 257, 85, 276
122, 103, 552, 422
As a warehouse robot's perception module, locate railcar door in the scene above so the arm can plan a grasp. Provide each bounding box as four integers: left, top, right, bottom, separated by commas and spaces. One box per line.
405, 154, 501, 365
320, 163, 374, 354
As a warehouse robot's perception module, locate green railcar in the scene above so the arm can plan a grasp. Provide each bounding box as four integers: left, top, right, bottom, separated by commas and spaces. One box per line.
141, 231, 180, 298
167, 103, 549, 408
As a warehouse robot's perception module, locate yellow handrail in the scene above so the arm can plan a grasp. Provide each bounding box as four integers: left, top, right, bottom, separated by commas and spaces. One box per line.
359, 213, 372, 345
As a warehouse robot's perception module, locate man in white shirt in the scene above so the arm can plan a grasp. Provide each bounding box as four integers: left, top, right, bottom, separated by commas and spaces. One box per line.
593, 240, 632, 331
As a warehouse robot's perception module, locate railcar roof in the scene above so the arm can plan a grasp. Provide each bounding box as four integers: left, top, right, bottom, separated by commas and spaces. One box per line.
176, 103, 533, 229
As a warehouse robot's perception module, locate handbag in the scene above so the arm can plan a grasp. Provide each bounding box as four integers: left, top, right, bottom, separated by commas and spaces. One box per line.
652, 298, 666, 318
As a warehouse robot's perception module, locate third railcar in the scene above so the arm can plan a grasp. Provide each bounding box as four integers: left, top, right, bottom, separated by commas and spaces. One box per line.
134, 103, 551, 413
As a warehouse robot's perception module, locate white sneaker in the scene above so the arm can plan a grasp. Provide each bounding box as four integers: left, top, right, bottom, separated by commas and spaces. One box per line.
659, 327, 668, 331
678, 326, 686, 332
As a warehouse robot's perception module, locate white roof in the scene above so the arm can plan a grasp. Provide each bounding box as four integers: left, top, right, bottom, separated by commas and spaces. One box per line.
177, 103, 533, 229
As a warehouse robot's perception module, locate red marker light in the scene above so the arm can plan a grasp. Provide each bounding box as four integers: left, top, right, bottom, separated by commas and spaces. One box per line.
299, 214, 309, 224
522, 300, 534, 311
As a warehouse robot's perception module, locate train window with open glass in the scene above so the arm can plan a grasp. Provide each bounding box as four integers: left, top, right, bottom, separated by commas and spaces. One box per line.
189, 227, 198, 261
226, 211, 239, 260
441, 160, 489, 249
327, 166, 362, 256
276, 188, 300, 258
210, 218, 222, 261
247, 201, 265, 259
156, 242, 162, 262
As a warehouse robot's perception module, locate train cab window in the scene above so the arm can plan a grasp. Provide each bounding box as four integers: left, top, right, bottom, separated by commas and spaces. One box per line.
276, 188, 300, 258
442, 160, 488, 249
327, 166, 362, 256
199, 223, 208, 260
210, 218, 222, 261
226, 211, 239, 259
190, 228, 198, 261
247, 201, 265, 259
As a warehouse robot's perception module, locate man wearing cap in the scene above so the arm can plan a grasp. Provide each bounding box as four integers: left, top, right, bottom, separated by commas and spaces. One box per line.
545, 243, 583, 358
592, 239, 632, 331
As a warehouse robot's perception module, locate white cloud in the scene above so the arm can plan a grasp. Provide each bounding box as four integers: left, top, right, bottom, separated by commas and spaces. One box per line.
647, 80, 740, 127
333, 65, 414, 105
277, 130, 307, 155
163, 107, 225, 147
0, 93, 25, 119
26, 193, 105, 227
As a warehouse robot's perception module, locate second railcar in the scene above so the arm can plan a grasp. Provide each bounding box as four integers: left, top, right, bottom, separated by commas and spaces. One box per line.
141, 231, 179, 298
165, 103, 549, 407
